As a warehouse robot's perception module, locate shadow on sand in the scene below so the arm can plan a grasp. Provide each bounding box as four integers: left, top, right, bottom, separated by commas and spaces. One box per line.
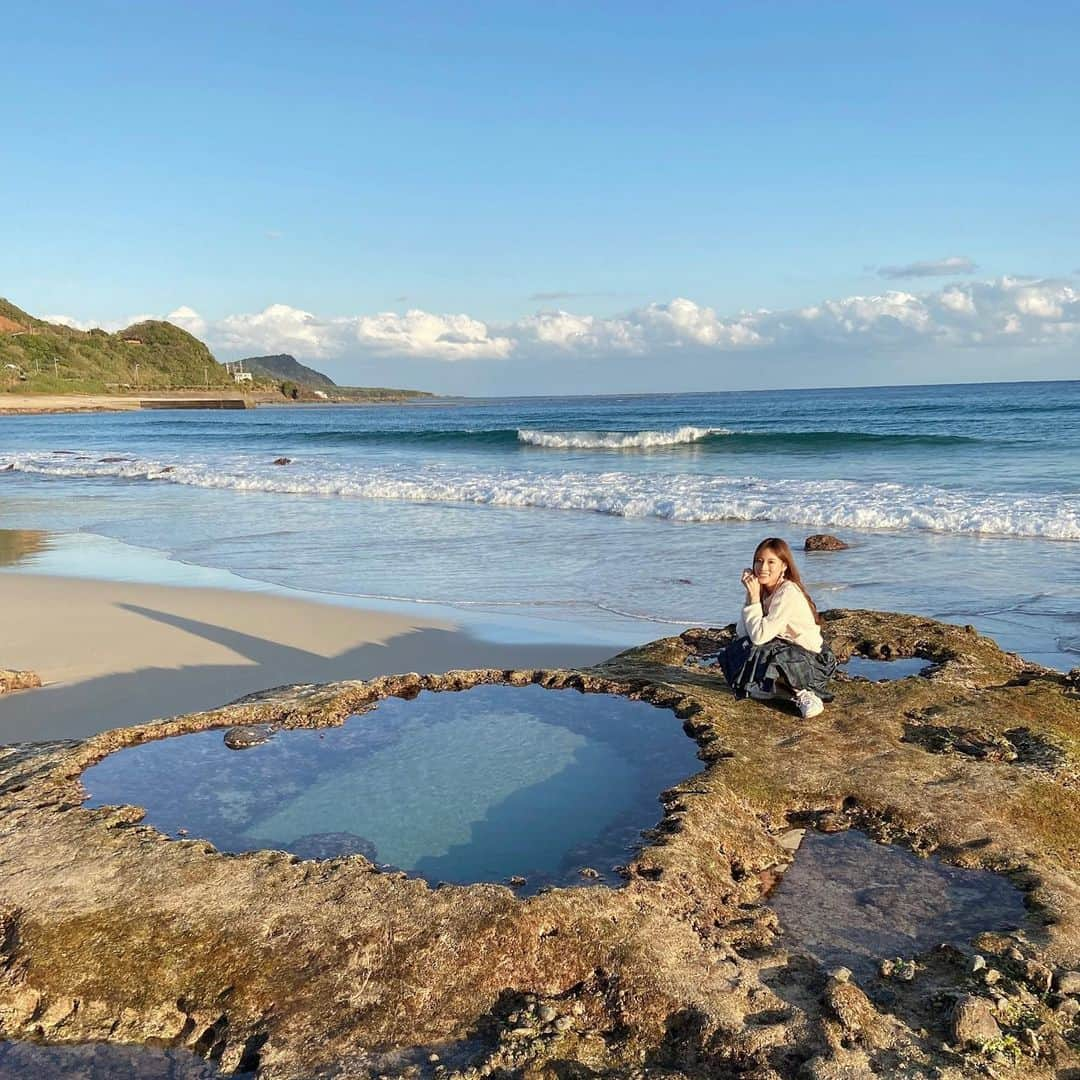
0, 602, 620, 742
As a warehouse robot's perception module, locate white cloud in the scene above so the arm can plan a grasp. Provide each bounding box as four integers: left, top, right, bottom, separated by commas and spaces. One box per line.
59, 275, 1080, 367
352, 309, 513, 360
878, 255, 978, 279
43, 313, 95, 330
216, 304, 335, 358
166, 305, 207, 337
43, 312, 156, 332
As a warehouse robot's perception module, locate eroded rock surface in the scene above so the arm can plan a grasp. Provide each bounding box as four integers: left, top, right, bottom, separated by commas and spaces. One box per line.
804, 533, 849, 551
0, 669, 40, 695
0, 610, 1077, 1078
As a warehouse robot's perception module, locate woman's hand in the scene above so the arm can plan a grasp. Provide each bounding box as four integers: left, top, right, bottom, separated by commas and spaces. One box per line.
741, 568, 761, 604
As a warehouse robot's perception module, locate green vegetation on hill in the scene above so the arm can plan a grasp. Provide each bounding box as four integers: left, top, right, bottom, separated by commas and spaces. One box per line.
0, 298, 437, 402
0, 299, 233, 393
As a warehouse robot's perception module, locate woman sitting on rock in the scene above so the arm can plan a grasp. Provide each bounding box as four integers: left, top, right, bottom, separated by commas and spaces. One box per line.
717, 537, 836, 719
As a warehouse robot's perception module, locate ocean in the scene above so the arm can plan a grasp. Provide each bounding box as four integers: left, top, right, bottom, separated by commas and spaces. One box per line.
1, 380, 1078, 669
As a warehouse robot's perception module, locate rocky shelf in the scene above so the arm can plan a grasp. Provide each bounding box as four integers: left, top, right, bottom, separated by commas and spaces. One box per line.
0, 610, 1078, 1078
0, 669, 40, 696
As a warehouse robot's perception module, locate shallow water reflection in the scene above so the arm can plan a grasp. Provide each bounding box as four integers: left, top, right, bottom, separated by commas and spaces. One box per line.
0, 529, 51, 567
0, 1041, 238, 1079
81, 685, 700, 893
768, 830, 1028, 980
842, 656, 931, 681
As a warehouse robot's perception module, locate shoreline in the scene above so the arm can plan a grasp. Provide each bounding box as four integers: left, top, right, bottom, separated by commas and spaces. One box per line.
0, 573, 619, 742
0, 391, 440, 415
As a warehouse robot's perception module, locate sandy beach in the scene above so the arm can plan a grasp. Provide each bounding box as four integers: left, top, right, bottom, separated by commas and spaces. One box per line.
0, 574, 617, 742
0, 392, 269, 414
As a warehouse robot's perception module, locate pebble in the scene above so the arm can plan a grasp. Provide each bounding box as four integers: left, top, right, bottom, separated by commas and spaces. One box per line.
970, 955, 987, 973
554, 1016, 573, 1032
1058, 998, 1080, 1020
1024, 960, 1053, 992
1056, 970, 1080, 996
578, 867, 600, 879
428, 1053, 440, 1063
777, 828, 806, 853
828, 966, 852, 983
538, 1005, 556, 1023
509, 1027, 536, 1039
951, 994, 1002, 1049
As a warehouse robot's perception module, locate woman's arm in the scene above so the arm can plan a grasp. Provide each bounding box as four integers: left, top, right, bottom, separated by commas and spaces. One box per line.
742, 583, 806, 646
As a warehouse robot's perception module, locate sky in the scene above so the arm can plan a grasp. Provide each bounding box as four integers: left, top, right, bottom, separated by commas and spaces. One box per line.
2, 1, 1079, 394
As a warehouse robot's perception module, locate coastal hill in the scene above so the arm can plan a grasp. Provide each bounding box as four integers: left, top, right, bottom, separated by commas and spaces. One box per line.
239, 353, 336, 388
0, 298, 434, 403
0, 298, 231, 393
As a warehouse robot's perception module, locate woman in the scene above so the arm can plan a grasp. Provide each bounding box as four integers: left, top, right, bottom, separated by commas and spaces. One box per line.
717, 537, 836, 718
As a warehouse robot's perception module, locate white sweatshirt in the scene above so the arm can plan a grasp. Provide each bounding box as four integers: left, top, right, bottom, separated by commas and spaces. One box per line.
737, 580, 823, 653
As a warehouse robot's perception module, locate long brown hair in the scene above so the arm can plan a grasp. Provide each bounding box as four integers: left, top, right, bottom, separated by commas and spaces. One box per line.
753, 537, 821, 625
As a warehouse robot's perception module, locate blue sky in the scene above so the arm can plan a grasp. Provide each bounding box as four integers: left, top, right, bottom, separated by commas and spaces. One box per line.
3, 2, 1079, 393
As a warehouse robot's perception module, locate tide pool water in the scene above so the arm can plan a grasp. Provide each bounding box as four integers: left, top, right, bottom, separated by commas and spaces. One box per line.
769, 830, 1028, 980
80, 685, 701, 890
1, 381, 1078, 666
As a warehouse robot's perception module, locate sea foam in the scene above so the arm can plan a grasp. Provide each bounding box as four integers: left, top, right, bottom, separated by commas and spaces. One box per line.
517, 426, 725, 449
4, 452, 1079, 541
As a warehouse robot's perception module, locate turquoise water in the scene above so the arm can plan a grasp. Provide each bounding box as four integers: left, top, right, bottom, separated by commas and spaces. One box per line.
2, 381, 1078, 665
80, 685, 700, 891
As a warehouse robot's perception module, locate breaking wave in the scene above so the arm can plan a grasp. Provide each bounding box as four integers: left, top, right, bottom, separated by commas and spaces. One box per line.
3, 452, 1078, 541
516, 426, 725, 449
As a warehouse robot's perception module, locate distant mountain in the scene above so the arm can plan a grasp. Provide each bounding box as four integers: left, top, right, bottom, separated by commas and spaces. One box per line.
0, 298, 233, 392
239, 354, 337, 388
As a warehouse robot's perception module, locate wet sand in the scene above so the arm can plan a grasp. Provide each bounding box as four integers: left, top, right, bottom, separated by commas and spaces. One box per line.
0, 574, 617, 741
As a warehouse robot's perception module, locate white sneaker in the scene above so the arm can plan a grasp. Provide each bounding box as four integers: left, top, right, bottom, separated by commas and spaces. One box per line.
794, 689, 824, 719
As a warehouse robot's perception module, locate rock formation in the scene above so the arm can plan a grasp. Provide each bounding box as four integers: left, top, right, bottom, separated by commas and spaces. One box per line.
804, 534, 849, 551
0, 668, 40, 695
0, 610, 1077, 1078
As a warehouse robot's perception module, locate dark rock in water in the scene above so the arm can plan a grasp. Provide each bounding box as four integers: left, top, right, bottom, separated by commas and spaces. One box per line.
98, 456, 133, 463
951, 994, 1001, 1049
288, 832, 379, 861
272, 457, 292, 466
223, 725, 275, 750
804, 533, 849, 551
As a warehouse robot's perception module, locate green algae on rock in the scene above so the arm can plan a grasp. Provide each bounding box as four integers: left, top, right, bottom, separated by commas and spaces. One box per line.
0, 609, 1077, 1079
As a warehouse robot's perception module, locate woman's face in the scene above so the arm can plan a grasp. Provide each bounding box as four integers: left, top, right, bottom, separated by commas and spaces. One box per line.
753, 548, 787, 589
